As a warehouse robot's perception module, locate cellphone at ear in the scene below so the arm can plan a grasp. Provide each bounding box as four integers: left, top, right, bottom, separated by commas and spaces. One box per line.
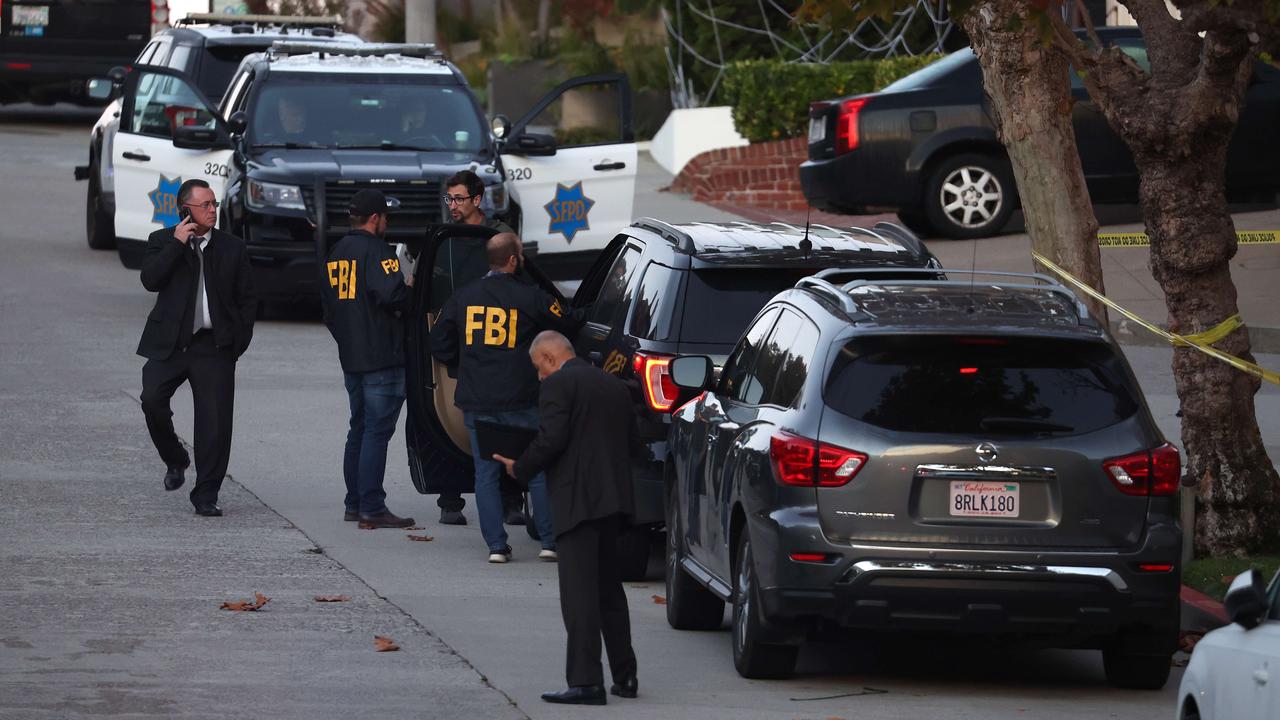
179, 206, 192, 222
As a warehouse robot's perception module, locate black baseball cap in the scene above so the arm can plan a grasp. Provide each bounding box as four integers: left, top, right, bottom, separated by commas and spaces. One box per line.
348, 189, 401, 216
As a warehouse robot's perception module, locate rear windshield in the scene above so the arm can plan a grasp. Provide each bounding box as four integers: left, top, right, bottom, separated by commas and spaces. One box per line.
879, 49, 974, 93
198, 46, 259, 101
824, 336, 1140, 436
677, 269, 818, 345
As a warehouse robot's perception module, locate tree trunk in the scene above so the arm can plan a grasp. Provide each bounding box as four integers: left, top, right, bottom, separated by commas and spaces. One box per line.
959, 2, 1107, 322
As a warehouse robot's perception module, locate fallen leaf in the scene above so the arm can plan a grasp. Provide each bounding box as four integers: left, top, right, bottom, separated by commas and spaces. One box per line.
651, 594, 667, 605
374, 635, 400, 652
313, 595, 350, 603
405, 526, 426, 531
1179, 630, 1206, 654
407, 534, 435, 542
221, 592, 270, 612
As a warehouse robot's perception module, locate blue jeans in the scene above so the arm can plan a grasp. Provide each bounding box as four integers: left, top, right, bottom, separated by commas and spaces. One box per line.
464, 408, 555, 553
343, 367, 406, 515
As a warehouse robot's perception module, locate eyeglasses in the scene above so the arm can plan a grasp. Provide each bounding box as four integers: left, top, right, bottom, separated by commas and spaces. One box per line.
184, 201, 220, 211
443, 194, 478, 206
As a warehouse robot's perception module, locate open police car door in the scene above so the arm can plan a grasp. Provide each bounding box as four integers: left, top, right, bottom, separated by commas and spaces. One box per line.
500, 74, 636, 278
112, 65, 235, 267
403, 223, 568, 496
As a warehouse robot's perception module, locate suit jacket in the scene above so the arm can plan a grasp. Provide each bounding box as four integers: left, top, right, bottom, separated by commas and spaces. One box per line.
136, 226, 257, 361
513, 358, 636, 538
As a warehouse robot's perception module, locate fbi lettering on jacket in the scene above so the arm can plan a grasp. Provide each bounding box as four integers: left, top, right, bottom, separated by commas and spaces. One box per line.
465, 306, 519, 348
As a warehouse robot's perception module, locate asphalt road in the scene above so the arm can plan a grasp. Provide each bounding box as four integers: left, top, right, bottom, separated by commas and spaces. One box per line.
3, 104, 1276, 719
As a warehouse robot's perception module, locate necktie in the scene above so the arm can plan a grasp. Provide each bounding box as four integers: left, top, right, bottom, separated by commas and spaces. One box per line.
193, 239, 207, 334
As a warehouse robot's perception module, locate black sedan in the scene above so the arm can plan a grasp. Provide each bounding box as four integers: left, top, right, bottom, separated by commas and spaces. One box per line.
800, 28, 1280, 239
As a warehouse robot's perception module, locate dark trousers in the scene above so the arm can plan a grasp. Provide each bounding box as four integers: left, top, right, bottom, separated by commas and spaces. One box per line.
557, 514, 637, 687
342, 367, 406, 515
140, 331, 235, 508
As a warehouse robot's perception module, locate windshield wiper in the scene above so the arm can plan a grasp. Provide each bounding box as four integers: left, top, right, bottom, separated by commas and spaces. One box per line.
250, 142, 325, 149
978, 417, 1074, 433
336, 142, 450, 152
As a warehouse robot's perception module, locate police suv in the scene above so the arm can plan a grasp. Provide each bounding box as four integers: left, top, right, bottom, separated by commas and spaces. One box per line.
77, 14, 362, 251
103, 40, 637, 298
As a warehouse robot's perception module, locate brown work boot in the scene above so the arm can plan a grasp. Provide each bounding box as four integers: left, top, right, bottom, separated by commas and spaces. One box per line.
358, 510, 415, 529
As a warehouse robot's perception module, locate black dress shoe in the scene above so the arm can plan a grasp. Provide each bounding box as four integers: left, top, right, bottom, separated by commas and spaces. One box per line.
163, 464, 187, 492
194, 505, 222, 517
610, 674, 638, 699
438, 509, 467, 526
358, 510, 415, 529
503, 507, 527, 526
343, 510, 359, 522
541, 685, 606, 705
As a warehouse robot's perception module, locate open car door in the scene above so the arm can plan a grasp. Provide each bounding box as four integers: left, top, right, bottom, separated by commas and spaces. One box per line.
404, 224, 567, 496
500, 74, 636, 278
112, 64, 235, 266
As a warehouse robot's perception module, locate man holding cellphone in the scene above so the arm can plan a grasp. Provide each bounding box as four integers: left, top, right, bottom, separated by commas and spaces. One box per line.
137, 179, 256, 516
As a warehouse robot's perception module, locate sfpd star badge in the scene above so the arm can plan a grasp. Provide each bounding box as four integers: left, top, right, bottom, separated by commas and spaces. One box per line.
148, 175, 183, 227
544, 181, 594, 243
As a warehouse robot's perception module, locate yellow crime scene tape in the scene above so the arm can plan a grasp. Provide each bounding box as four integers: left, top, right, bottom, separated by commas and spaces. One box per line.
1030, 252, 1280, 387
1098, 230, 1280, 247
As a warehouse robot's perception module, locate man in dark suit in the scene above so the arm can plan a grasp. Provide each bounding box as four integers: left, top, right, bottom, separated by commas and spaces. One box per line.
138, 179, 256, 517
494, 331, 638, 706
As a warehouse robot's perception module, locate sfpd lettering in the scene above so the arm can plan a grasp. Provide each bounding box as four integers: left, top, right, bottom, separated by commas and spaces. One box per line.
465, 306, 519, 348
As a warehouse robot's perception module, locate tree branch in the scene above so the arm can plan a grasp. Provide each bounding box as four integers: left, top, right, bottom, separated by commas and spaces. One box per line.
1119, 0, 1199, 81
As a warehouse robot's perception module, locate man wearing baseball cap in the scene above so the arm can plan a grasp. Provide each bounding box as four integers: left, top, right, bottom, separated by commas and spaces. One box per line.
321, 189, 416, 529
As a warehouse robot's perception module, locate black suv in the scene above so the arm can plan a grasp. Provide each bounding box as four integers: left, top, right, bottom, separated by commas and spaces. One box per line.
800, 27, 1280, 239
664, 269, 1182, 688
403, 220, 942, 580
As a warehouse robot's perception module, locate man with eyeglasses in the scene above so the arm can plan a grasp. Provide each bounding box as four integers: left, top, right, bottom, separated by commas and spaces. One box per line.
137, 179, 256, 517
435, 170, 523, 528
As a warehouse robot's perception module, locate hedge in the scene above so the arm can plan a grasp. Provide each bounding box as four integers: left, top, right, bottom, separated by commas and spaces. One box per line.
722, 55, 945, 143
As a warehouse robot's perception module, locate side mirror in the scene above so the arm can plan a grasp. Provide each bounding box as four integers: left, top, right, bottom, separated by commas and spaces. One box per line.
508, 131, 556, 157
86, 78, 114, 101
173, 124, 232, 150
227, 110, 248, 136
491, 114, 511, 139
1224, 569, 1268, 629
670, 355, 713, 390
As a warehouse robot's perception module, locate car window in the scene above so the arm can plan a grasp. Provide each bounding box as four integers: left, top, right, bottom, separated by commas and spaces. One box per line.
587, 246, 641, 326
199, 45, 260, 101
824, 335, 1141, 435
720, 308, 779, 403
249, 75, 486, 153
167, 44, 193, 74
768, 312, 820, 408
678, 268, 818, 344
127, 70, 217, 139
880, 49, 974, 92
136, 40, 160, 64
628, 263, 681, 341
429, 237, 489, 314
523, 79, 625, 148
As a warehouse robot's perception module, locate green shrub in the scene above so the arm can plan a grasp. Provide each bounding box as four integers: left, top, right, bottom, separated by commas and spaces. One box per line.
722, 55, 946, 143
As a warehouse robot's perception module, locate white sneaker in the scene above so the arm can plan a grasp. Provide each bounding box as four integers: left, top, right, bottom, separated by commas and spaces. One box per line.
538, 549, 558, 562
488, 547, 512, 564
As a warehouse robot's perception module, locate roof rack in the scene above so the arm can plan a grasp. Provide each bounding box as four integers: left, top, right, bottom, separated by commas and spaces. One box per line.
631, 217, 694, 253
267, 41, 443, 60
796, 267, 1090, 320
178, 13, 344, 28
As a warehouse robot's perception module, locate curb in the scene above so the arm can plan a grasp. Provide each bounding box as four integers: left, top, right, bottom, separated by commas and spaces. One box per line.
1181, 584, 1230, 632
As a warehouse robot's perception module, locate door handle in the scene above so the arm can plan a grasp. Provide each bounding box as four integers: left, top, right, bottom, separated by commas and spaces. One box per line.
593, 161, 626, 171
1254, 668, 1269, 685
122, 151, 151, 162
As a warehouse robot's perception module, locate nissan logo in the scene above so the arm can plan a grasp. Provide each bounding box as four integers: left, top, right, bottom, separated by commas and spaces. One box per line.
975, 442, 999, 463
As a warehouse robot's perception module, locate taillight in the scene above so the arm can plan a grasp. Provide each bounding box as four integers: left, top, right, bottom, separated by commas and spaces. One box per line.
151, 1, 169, 35
163, 105, 200, 131
769, 431, 867, 487
1103, 443, 1180, 497
632, 352, 679, 413
835, 97, 869, 155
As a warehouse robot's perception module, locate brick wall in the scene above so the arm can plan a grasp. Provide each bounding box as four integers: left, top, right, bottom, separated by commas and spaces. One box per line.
670, 138, 809, 211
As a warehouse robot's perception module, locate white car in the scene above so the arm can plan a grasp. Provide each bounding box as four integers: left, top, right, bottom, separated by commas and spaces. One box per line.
1177, 568, 1280, 719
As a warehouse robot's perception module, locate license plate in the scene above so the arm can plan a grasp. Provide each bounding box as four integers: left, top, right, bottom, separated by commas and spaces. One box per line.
14, 5, 50, 27
808, 116, 826, 144
950, 481, 1019, 517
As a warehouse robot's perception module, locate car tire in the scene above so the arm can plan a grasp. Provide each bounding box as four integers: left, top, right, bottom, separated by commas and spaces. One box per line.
86, 174, 116, 251
665, 492, 725, 631
1102, 647, 1172, 689
895, 208, 935, 237
732, 533, 799, 679
923, 153, 1015, 240
616, 523, 651, 581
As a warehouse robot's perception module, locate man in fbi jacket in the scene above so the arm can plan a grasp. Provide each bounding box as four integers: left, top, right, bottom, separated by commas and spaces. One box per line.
495, 330, 638, 706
